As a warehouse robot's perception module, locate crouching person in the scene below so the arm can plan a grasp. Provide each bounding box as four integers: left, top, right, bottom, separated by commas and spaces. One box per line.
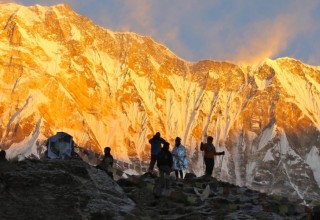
157, 142, 173, 189
97, 147, 114, 179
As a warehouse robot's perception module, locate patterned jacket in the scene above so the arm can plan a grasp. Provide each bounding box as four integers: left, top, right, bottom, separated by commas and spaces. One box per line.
172, 144, 188, 170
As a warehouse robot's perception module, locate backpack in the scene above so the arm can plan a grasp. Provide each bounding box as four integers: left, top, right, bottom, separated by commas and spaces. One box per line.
157, 151, 169, 166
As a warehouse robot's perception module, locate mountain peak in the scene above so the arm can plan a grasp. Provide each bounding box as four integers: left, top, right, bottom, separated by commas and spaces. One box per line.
0, 2, 22, 12
0, 3, 320, 203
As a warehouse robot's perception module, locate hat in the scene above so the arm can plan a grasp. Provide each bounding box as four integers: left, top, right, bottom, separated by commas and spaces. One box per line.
104, 147, 111, 153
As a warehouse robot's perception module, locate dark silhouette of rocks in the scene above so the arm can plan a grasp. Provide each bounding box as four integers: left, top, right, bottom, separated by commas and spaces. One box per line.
0, 158, 142, 219
0, 158, 319, 219
117, 173, 320, 219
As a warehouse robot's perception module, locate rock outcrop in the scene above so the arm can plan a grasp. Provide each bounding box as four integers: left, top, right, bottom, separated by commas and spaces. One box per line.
1, 158, 319, 219
118, 172, 320, 219
0, 158, 142, 219
0, 3, 319, 202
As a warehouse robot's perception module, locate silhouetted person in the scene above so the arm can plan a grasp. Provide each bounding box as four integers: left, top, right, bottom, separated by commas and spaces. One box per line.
0, 150, 7, 162
172, 137, 188, 180
98, 147, 114, 179
157, 142, 173, 189
200, 136, 224, 176
148, 132, 166, 173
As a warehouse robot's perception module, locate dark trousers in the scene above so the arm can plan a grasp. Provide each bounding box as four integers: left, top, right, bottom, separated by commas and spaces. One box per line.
175, 170, 183, 179
204, 157, 215, 176
159, 165, 171, 188
148, 154, 158, 172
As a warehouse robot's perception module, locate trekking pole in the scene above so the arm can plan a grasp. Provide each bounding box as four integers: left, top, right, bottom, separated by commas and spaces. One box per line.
219, 153, 224, 179
201, 131, 207, 176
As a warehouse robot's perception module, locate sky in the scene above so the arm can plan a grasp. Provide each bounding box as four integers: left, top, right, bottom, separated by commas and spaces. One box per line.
7, 0, 320, 66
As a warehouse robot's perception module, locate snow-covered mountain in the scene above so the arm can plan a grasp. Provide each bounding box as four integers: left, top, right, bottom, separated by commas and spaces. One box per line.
0, 3, 319, 201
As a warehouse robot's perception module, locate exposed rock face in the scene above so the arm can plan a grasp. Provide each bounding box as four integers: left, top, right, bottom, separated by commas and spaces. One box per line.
118, 173, 319, 219
1, 159, 318, 219
0, 3, 320, 201
0, 158, 139, 219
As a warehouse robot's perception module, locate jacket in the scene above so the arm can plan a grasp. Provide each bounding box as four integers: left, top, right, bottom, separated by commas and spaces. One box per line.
172, 144, 188, 170
149, 135, 166, 155
200, 142, 219, 159
99, 154, 114, 173
157, 149, 173, 168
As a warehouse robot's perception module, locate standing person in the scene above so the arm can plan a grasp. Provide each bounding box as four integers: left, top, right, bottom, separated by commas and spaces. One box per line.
0, 150, 7, 162
200, 136, 225, 176
148, 132, 166, 173
157, 142, 173, 189
98, 147, 114, 179
172, 137, 188, 180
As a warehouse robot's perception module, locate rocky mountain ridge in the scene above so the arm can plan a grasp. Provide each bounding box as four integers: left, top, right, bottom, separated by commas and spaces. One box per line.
1, 158, 319, 219
0, 3, 319, 202
0, 158, 140, 219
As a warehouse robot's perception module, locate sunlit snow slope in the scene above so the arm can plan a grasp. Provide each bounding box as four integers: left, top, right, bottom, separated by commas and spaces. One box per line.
0, 3, 320, 201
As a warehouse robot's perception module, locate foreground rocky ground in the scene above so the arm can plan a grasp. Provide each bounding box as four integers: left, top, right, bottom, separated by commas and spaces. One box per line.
0, 158, 319, 219
0, 158, 144, 219
117, 172, 319, 220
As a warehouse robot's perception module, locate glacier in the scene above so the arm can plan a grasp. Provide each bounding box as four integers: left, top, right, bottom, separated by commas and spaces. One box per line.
0, 3, 319, 202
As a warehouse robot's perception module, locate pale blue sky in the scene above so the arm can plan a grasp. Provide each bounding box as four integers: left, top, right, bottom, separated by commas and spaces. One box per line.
13, 0, 320, 65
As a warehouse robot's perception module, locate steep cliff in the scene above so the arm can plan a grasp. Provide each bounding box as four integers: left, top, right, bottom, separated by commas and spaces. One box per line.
0, 3, 319, 201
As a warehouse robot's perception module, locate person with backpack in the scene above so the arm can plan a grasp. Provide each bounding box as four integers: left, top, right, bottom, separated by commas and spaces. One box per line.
97, 147, 114, 179
172, 137, 188, 180
148, 132, 166, 173
200, 136, 225, 176
157, 142, 173, 189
